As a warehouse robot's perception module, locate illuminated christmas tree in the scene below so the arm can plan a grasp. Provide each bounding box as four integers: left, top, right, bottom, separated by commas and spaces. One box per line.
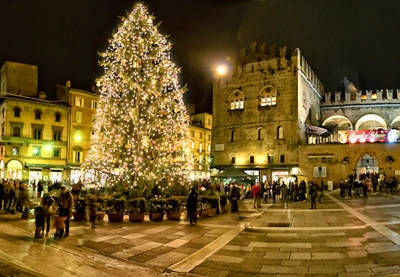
82, 3, 192, 191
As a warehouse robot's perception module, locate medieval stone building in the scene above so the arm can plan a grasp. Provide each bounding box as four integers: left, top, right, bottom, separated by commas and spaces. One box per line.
212, 42, 400, 187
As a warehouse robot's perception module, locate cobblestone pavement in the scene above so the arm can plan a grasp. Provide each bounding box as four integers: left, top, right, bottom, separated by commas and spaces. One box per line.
1, 190, 400, 276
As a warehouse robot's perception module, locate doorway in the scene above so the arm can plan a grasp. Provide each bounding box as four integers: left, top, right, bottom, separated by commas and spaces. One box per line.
356, 154, 379, 180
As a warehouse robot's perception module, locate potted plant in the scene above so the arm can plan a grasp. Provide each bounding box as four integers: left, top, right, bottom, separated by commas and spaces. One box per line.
165, 196, 183, 220
73, 199, 86, 221
106, 198, 125, 223
148, 198, 165, 221
128, 197, 147, 223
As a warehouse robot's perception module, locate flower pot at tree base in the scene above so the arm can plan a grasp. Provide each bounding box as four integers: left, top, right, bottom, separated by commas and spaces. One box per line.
129, 212, 145, 223
166, 210, 182, 220
73, 212, 85, 221
207, 208, 217, 216
198, 210, 208, 217
107, 212, 124, 223
149, 212, 164, 221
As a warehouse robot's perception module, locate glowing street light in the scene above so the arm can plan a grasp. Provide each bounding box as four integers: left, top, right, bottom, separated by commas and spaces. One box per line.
215, 64, 227, 76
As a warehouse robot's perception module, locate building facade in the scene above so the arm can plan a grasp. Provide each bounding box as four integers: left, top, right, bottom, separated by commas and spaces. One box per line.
56, 83, 99, 183
188, 113, 212, 180
212, 42, 400, 187
0, 61, 69, 183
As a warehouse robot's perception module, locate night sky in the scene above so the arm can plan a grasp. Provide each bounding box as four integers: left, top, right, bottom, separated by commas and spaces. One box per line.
1, 0, 400, 113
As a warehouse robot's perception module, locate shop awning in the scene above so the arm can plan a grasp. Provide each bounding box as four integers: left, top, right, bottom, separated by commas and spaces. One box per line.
305, 124, 330, 137
217, 166, 251, 178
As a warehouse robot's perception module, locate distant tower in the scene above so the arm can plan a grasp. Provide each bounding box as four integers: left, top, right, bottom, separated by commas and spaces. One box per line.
0, 61, 38, 97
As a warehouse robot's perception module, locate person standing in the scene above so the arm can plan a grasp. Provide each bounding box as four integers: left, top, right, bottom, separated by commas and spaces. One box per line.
252, 182, 261, 208
37, 181, 43, 199
309, 181, 318, 209
280, 182, 289, 208
57, 186, 74, 238
186, 187, 198, 225
41, 194, 54, 237
229, 182, 241, 212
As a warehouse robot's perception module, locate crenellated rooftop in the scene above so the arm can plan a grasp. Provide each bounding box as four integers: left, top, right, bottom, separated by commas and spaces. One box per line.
322, 89, 400, 106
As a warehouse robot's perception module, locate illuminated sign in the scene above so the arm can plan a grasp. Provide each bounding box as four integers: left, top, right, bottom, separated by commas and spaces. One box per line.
338, 129, 399, 144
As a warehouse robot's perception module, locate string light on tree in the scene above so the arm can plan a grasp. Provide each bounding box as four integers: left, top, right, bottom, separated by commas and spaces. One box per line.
82, 3, 192, 190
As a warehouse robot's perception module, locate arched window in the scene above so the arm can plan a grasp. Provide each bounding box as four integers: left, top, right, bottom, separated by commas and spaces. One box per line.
277, 126, 284, 139
257, 128, 263, 140
259, 86, 277, 106
230, 130, 235, 142
228, 90, 245, 110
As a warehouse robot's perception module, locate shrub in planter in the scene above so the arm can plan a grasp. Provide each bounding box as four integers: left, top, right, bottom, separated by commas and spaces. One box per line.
106, 198, 125, 223
73, 199, 86, 221
198, 194, 218, 216
165, 196, 183, 220
148, 198, 165, 221
128, 197, 147, 223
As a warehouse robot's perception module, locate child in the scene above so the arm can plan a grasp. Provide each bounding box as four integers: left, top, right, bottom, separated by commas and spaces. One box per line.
54, 214, 67, 239
34, 206, 45, 238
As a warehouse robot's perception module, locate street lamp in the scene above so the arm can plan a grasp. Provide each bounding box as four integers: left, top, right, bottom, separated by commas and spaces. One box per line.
215, 64, 227, 76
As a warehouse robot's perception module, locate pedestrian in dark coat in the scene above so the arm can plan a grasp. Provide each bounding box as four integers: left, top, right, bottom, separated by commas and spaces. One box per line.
229, 183, 241, 212
309, 181, 318, 209
186, 187, 198, 225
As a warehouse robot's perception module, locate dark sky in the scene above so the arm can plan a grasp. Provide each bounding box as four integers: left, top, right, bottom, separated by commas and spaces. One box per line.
1, 0, 400, 113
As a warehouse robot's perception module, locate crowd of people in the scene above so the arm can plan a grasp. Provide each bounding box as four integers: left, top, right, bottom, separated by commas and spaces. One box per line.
1, 175, 398, 239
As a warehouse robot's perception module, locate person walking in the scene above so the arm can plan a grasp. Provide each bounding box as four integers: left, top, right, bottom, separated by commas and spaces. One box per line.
186, 187, 198, 225
57, 186, 74, 238
252, 182, 261, 208
86, 189, 98, 229
309, 181, 318, 209
280, 182, 289, 208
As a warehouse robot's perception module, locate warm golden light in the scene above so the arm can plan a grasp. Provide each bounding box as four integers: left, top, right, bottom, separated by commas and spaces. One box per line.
215, 64, 227, 76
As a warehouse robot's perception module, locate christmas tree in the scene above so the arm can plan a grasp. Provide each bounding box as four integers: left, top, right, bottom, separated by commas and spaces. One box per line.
82, 3, 192, 191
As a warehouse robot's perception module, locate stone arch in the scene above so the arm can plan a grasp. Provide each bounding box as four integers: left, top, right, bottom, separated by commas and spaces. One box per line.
355, 114, 387, 130
354, 152, 382, 178
322, 115, 352, 142
322, 115, 352, 130
390, 116, 400, 129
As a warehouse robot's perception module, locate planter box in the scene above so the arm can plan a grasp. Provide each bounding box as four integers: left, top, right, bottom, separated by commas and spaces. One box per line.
73, 212, 86, 221
198, 209, 208, 217
107, 212, 124, 223
166, 211, 182, 220
207, 208, 217, 215
129, 212, 145, 223
149, 212, 164, 222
